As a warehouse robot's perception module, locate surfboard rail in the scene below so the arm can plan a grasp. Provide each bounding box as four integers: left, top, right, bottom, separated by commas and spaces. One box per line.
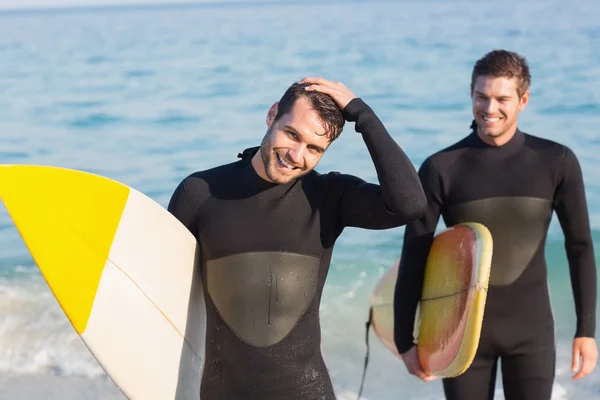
369, 222, 493, 378
0, 164, 206, 400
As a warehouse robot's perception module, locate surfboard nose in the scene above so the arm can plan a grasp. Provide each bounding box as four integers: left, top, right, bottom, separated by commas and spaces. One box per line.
0, 164, 130, 334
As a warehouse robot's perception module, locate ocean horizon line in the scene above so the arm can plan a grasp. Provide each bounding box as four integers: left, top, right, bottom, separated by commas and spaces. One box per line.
0, 0, 371, 15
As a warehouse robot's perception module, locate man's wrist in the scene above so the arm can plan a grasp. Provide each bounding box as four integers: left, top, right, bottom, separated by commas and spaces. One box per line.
342, 97, 373, 122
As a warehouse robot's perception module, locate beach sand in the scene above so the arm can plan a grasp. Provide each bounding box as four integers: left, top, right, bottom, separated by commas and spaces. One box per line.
0, 374, 125, 400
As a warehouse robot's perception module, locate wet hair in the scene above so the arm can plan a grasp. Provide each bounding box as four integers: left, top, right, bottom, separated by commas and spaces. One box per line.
471, 50, 531, 97
274, 82, 345, 143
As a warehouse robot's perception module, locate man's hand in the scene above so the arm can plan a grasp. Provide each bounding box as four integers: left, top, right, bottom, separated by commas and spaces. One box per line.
300, 77, 357, 110
572, 337, 598, 380
401, 346, 437, 382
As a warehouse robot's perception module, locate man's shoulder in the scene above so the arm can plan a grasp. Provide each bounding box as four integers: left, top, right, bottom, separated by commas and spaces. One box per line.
184, 161, 238, 183
309, 168, 362, 186
422, 134, 472, 172
176, 160, 241, 200
300, 169, 366, 198
522, 131, 574, 160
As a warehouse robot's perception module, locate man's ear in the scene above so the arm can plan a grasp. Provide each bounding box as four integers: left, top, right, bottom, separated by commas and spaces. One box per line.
266, 102, 278, 128
518, 90, 530, 112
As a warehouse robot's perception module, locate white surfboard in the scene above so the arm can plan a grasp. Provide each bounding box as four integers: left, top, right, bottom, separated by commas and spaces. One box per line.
0, 164, 206, 400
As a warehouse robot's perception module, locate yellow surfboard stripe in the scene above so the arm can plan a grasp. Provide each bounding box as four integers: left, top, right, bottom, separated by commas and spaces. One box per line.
0, 165, 129, 334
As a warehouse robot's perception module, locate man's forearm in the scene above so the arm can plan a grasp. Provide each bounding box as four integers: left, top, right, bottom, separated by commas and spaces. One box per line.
342, 98, 426, 221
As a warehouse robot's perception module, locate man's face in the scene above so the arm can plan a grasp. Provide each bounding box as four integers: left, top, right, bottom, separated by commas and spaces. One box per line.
259, 97, 331, 184
471, 75, 530, 144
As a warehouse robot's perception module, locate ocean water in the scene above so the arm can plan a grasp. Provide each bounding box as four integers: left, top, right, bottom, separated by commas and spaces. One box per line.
1, 1, 600, 399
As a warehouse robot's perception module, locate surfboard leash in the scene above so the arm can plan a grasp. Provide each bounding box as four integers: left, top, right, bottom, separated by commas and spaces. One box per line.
357, 306, 373, 400
355, 282, 489, 400
420, 282, 488, 302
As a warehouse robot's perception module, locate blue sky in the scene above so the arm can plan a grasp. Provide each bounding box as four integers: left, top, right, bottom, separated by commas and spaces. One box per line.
0, 0, 237, 10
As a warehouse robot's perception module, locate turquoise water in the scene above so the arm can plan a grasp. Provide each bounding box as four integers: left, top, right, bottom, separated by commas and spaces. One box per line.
1, 1, 599, 399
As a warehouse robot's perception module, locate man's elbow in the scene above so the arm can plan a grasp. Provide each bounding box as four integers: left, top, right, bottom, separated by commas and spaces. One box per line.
413, 191, 428, 219
388, 191, 427, 222
406, 197, 427, 222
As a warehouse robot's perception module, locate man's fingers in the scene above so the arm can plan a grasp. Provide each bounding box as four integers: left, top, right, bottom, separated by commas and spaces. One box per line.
574, 355, 598, 380
304, 84, 334, 94
300, 77, 344, 89
415, 370, 428, 380
404, 361, 420, 377
573, 366, 587, 380
415, 369, 437, 381
582, 356, 598, 375
572, 347, 580, 372
401, 347, 437, 382
300, 77, 330, 86
407, 362, 436, 382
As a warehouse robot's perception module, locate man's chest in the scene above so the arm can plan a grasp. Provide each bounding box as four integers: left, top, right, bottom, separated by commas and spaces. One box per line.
442, 154, 557, 205
194, 192, 329, 260
440, 154, 556, 232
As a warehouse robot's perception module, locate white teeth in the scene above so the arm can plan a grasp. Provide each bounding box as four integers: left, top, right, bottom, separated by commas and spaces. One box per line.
483, 116, 500, 122
277, 153, 293, 169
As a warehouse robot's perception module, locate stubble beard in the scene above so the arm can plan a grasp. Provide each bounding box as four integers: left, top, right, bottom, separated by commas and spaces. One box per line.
259, 128, 309, 185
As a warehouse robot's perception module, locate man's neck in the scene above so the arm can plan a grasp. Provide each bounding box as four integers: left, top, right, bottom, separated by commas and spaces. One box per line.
477, 124, 518, 147
251, 150, 272, 182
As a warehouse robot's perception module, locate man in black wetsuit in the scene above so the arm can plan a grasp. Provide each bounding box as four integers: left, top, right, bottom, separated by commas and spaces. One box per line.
394, 50, 598, 399
167, 77, 427, 399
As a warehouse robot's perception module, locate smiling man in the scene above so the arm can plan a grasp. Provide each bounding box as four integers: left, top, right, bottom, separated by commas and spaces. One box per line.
167, 77, 426, 399
393, 50, 598, 399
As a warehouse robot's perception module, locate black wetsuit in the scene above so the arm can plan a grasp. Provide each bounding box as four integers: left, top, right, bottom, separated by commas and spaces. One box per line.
394, 124, 597, 400
167, 98, 426, 400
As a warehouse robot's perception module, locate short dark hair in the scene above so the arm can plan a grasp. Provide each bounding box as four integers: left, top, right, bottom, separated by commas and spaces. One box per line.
275, 82, 345, 143
471, 50, 531, 97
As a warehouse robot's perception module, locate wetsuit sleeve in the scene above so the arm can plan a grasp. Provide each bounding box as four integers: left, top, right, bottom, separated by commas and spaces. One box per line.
393, 156, 443, 354
554, 147, 597, 338
331, 98, 426, 229
167, 177, 199, 238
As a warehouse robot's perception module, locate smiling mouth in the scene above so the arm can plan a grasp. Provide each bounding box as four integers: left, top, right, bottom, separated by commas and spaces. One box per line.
482, 115, 501, 123
276, 153, 299, 170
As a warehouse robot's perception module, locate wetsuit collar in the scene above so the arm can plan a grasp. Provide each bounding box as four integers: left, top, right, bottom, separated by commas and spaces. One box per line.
237, 146, 260, 161
467, 120, 525, 160
236, 146, 297, 192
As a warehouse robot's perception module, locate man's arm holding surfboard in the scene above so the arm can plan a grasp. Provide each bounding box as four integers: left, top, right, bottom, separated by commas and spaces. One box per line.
393, 156, 443, 382
167, 174, 211, 239
553, 146, 598, 380
167, 179, 198, 236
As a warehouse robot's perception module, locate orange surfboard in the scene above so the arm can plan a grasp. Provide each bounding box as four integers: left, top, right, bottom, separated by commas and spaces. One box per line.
369, 222, 493, 377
